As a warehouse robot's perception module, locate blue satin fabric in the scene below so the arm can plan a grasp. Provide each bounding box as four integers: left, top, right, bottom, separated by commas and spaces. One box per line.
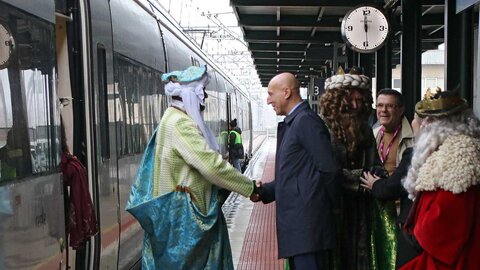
126, 128, 234, 270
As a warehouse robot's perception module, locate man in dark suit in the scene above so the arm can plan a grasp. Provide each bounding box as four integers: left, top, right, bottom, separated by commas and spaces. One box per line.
259, 73, 339, 269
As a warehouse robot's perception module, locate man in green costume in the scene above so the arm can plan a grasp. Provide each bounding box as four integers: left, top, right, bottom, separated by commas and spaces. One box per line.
126, 66, 261, 269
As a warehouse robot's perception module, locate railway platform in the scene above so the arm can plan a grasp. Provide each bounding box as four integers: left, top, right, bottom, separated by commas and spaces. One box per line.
223, 137, 285, 269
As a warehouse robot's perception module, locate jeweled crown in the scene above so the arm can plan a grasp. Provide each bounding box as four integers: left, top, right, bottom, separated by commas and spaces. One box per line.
415, 87, 468, 117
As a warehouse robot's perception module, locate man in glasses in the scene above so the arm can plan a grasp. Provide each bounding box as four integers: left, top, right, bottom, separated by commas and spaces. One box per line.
374, 89, 414, 176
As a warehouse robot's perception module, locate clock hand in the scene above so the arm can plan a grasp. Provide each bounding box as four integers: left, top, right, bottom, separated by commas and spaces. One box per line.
364, 15, 368, 33
364, 15, 368, 47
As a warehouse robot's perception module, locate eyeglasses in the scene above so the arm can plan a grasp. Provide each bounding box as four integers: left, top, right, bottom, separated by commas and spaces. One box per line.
376, 103, 397, 110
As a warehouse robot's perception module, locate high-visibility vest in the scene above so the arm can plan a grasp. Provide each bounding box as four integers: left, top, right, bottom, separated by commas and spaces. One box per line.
228, 130, 242, 144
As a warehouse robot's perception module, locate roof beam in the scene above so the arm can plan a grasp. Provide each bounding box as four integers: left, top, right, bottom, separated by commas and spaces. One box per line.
421, 0, 444, 5
421, 29, 443, 42
238, 15, 340, 27
257, 70, 320, 76
244, 30, 343, 44
256, 66, 324, 71
305, 47, 334, 59
422, 14, 444, 26
259, 73, 313, 77
258, 75, 317, 80
255, 63, 326, 69
260, 77, 310, 82
231, 0, 371, 7
254, 59, 327, 65
249, 43, 307, 52
252, 51, 305, 59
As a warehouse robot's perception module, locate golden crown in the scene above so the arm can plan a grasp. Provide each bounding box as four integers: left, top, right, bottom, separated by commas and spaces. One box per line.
415, 87, 468, 117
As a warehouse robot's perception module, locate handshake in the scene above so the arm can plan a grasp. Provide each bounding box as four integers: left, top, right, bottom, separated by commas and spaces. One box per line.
250, 180, 265, 202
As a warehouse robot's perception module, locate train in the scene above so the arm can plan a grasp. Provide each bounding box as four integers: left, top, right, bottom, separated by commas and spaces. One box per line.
0, 0, 253, 269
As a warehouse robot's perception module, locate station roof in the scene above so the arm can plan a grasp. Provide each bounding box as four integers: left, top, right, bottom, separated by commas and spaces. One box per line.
230, 0, 446, 87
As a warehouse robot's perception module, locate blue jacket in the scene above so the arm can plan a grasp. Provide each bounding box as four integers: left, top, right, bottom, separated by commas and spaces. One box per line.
262, 101, 339, 258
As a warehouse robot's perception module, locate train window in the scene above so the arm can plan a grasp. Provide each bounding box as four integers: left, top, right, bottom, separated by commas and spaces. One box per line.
0, 3, 60, 182
114, 54, 165, 157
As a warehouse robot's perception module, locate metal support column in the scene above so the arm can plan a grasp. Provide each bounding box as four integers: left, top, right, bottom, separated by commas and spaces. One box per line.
359, 53, 374, 80
376, 37, 392, 92
347, 48, 358, 69
445, 0, 473, 103
375, 9, 393, 93
401, 0, 422, 120
476, 8, 480, 116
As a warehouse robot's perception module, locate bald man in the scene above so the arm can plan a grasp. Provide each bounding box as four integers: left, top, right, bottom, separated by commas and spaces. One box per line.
260, 73, 339, 270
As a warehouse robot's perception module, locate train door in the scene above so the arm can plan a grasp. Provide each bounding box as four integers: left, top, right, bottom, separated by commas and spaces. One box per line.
0, 1, 66, 269
56, 2, 78, 269
82, 0, 120, 269
110, 1, 168, 269
475, 17, 479, 117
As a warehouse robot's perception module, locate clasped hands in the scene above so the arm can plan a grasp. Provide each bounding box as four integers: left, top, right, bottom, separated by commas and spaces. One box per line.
360, 171, 381, 190
250, 180, 264, 202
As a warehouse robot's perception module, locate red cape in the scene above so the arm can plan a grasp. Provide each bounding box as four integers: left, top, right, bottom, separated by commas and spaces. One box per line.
401, 186, 480, 270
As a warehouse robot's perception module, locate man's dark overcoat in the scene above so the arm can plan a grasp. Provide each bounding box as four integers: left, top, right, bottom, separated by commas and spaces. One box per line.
262, 101, 339, 258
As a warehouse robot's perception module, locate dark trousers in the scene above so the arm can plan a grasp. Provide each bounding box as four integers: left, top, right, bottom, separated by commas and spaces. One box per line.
289, 251, 326, 270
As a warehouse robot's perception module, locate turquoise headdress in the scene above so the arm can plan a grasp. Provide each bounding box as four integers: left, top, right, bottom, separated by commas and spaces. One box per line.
161, 65, 207, 83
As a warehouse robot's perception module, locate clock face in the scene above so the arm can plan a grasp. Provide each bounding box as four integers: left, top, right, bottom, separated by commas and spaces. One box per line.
341, 6, 389, 53
0, 23, 14, 69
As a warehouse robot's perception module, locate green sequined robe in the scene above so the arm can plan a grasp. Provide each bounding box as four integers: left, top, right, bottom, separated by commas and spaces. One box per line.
325, 123, 398, 270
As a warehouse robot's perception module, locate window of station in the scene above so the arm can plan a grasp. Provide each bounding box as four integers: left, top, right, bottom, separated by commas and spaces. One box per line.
392, 78, 401, 90
114, 54, 166, 157
0, 3, 60, 183
424, 78, 437, 89
421, 77, 445, 97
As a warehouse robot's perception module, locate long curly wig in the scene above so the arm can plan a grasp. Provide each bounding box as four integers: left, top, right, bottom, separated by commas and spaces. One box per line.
319, 87, 374, 157
402, 109, 480, 199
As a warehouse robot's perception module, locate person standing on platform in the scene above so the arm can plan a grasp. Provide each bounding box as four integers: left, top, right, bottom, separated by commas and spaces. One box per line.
400, 89, 480, 270
319, 66, 397, 270
126, 65, 261, 270
228, 118, 244, 172
360, 112, 424, 268
373, 89, 414, 176
259, 72, 339, 270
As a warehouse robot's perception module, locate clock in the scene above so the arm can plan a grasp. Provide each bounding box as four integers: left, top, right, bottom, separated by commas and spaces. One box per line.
0, 23, 15, 69
341, 6, 389, 53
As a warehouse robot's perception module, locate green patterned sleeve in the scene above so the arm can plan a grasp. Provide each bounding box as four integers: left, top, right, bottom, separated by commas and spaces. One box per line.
173, 116, 254, 197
